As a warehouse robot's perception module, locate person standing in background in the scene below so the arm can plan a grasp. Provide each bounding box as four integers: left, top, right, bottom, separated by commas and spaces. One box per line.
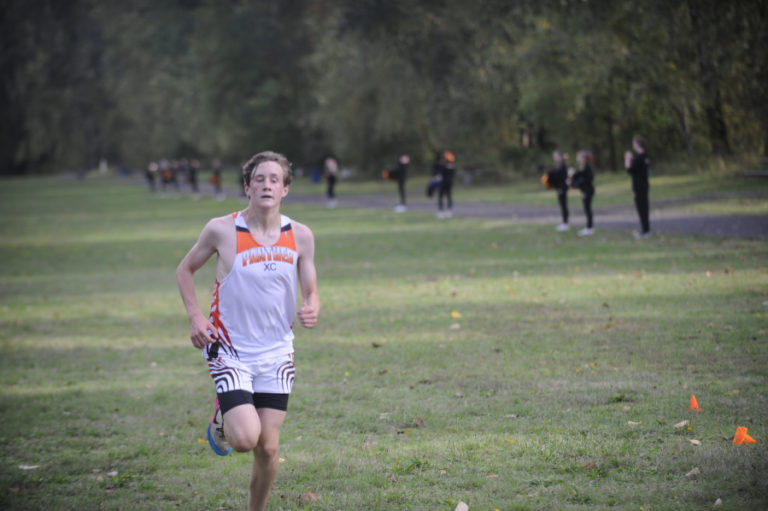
188, 159, 200, 199
387, 153, 409, 212
435, 151, 455, 218
569, 150, 595, 236
625, 136, 651, 239
324, 155, 339, 208
549, 150, 570, 231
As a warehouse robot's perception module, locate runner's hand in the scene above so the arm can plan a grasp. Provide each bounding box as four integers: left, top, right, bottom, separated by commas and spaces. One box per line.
190, 315, 218, 349
298, 302, 318, 329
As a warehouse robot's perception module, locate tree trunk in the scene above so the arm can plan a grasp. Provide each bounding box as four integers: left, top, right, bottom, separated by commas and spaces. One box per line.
688, 1, 731, 155
606, 115, 617, 172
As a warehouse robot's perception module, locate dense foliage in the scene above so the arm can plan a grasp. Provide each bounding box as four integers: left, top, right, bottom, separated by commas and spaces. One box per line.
2, 0, 766, 175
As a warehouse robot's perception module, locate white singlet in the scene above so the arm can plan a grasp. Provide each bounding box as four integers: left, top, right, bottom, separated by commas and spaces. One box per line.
205, 212, 298, 364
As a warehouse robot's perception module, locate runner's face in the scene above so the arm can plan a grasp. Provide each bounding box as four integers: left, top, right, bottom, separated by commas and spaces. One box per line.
247, 161, 289, 206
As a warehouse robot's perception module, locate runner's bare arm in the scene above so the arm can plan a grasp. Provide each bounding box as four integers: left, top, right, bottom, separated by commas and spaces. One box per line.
293, 222, 320, 329
176, 218, 225, 348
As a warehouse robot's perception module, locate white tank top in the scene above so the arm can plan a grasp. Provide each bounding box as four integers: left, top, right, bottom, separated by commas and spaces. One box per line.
207, 212, 297, 361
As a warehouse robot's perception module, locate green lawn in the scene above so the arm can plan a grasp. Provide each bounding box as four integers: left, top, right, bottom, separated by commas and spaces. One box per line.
1, 175, 767, 510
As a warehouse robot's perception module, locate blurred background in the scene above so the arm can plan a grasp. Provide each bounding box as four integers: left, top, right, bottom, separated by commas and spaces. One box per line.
1, 0, 766, 178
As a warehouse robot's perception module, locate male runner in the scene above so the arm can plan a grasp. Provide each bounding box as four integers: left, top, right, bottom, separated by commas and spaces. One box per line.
176, 151, 319, 511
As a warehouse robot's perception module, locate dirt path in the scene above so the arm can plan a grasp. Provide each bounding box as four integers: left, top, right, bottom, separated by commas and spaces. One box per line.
283, 190, 768, 239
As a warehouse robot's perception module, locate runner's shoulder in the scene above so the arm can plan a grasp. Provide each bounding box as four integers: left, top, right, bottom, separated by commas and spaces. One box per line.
201, 214, 236, 242
290, 220, 315, 249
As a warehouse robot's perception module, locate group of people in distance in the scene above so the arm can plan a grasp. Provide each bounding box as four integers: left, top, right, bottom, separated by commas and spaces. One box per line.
543, 135, 651, 239
382, 150, 456, 217
145, 158, 225, 200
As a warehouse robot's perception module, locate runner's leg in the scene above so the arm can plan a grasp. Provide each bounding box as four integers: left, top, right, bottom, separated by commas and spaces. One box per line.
248, 408, 286, 511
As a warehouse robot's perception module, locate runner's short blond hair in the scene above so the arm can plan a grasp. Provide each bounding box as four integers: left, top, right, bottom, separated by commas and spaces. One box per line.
242, 151, 292, 186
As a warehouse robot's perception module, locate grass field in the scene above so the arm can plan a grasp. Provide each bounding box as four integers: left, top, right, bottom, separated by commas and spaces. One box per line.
1, 175, 767, 510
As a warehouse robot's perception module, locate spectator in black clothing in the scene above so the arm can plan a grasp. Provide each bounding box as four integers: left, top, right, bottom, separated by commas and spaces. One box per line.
392, 153, 409, 212
569, 150, 595, 236
188, 159, 200, 198
323, 155, 339, 208
435, 151, 455, 218
548, 150, 570, 231
624, 135, 651, 238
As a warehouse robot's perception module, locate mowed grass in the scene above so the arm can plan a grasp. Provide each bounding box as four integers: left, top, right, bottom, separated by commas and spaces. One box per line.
0, 175, 767, 510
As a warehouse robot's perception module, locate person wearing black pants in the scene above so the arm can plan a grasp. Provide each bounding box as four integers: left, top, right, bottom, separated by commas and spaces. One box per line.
391, 153, 409, 212
323, 155, 339, 208
435, 151, 455, 218
625, 136, 651, 238
570, 150, 595, 236
549, 150, 570, 231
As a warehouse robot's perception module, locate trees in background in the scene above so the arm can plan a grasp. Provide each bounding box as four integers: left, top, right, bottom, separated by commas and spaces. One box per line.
1, 0, 766, 175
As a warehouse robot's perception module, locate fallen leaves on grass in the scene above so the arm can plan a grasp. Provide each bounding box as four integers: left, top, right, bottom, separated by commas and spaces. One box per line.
197, 438, 206, 445
18, 465, 40, 470
386, 472, 397, 483
296, 491, 318, 505
371, 342, 382, 348
451, 311, 462, 319
714, 498, 722, 506
450, 323, 461, 330
455, 502, 469, 511
688, 439, 702, 446
673, 420, 690, 429
685, 467, 700, 478
628, 421, 642, 426
413, 416, 425, 428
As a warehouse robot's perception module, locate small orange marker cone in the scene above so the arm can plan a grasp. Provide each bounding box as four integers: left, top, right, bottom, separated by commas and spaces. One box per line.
690, 395, 702, 412
733, 426, 756, 445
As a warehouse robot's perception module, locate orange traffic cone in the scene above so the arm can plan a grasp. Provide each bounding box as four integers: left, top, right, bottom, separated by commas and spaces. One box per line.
690, 395, 702, 412
733, 426, 756, 445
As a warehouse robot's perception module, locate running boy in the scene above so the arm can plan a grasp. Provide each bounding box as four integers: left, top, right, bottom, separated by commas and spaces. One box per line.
176, 151, 320, 511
